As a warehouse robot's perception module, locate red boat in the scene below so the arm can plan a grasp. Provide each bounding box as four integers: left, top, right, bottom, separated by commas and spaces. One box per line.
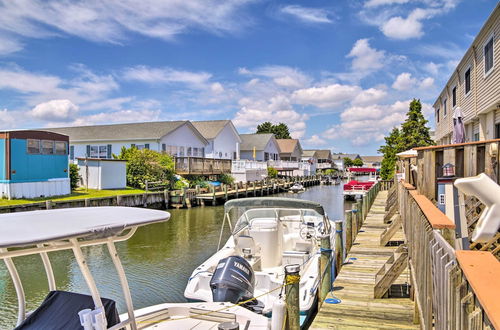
343, 180, 375, 198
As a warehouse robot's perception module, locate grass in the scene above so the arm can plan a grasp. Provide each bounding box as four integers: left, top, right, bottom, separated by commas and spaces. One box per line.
0, 187, 146, 207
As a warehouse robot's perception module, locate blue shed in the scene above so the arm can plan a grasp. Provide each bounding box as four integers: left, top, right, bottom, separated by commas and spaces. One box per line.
0, 130, 70, 199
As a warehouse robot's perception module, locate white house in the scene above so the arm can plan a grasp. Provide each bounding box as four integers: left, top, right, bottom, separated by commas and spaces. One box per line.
239, 133, 281, 162
276, 139, 302, 161
192, 120, 242, 160
46, 121, 208, 161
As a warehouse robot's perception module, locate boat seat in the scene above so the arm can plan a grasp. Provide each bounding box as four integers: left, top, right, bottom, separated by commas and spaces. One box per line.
15, 290, 120, 330
236, 235, 261, 257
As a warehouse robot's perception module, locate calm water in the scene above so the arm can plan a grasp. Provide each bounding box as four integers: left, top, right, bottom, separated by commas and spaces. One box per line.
0, 184, 350, 328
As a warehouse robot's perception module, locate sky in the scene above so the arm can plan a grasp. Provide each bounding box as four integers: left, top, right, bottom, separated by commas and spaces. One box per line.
0, 0, 497, 154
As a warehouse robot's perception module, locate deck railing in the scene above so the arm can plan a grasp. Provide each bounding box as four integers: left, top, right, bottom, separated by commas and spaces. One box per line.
231, 160, 267, 172
267, 160, 300, 170
398, 181, 499, 329
174, 157, 232, 175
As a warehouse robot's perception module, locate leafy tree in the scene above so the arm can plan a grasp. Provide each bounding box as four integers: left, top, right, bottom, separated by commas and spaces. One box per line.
69, 164, 80, 190
352, 158, 364, 167
378, 99, 434, 180
343, 157, 354, 167
267, 166, 278, 178
115, 146, 175, 189
256, 122, 292, 139
219, 173, 235, 185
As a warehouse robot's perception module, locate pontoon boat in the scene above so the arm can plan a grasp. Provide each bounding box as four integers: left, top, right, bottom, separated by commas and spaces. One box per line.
288, 183, 305, 193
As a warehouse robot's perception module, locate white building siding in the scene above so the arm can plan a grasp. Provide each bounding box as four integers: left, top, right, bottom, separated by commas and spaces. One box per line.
159, 124, 207, 157
206, 124, 240, 160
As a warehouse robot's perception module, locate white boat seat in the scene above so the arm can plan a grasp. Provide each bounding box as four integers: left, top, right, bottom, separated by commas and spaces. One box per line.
248, 218, 283, 269
236, 235, 261, 256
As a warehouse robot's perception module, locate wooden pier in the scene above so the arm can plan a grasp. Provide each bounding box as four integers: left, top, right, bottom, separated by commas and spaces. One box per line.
311, 189, 418, 329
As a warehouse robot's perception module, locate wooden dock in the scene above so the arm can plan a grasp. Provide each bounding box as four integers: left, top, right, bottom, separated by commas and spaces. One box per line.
311, 190, 418, 329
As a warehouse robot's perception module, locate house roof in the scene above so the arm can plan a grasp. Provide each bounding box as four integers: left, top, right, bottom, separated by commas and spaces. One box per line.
302, 150, 318, 158
44, 121, 207, 144
191, 120, 230, 140
240, 133, 275, 151
361, 155, 383, 163
276, 139, 301, 154
332, 153, 361, 160
314, 149, 332, 159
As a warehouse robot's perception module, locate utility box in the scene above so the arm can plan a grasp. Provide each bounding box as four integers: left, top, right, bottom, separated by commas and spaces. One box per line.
77, 158, 126, 190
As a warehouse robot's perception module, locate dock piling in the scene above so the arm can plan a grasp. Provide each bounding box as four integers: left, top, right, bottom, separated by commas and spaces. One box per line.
334, 220, 343, 276
285, 264, 300, 330
319, 234, 332, 304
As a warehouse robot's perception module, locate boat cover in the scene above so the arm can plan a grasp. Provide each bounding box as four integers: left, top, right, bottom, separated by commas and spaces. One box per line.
0, 207, 170, 248
224, 197, 325, 215
15, 290, 120, 330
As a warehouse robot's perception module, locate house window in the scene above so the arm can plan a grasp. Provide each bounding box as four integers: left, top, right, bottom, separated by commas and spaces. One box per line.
201, 147, 205, 157
135, 145, 145, 150
27, 139, 40, 154
474, 133, 480, 142
187, 147, 192, 156
162, 144, 166, 152
484, 36, 494, 75
439, 194, 445, 205
41, 140, 54, 155
465, 68, 471, 94
443, 98, 447, 116
436, 108, 440, 123
179, 146, 184, 156
264, 152, 269, 161
193, 147, 198, 157
55, 141, 67, 155
495, 123, 500, 139
88, 145, 109, 158
452, 87, 456, 107
70, 145, 75, 160
98, 146, 107, 158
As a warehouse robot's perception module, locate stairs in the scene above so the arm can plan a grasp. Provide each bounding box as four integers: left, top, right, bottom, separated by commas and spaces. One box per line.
380, 214, 402, 246
374, 244, 408, 298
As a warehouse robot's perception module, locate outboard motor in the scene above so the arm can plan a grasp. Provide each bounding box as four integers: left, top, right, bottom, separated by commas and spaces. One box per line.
210, 256, 255, 304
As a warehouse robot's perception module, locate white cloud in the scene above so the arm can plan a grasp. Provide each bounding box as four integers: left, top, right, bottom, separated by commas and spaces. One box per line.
0, 0, 256, 54
70, 109, 161, 127
381, 8, 427, 39
211, 82, 225, 93
280, 5, 334, 24
351, 87, 387, 106
0, 67, 61, 94
292, 84, 361, 109
348, 39, 385, 72
420, 77, 435, 89
392, 72, 417, 91
364, 0, 410, 8
31, 99, 79, 122
0, 108, 17, 128
304, 134, 327, 146
122, 65, 212, 88
240, 65, 311, 89
0, 36, 23, 55
423, 62, 442, 76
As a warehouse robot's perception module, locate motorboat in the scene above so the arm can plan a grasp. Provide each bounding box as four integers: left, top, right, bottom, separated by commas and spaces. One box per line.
184, 197, 335, 327
343, 180, 375, 199
0, 207, 269, 329
288, 183, 305, 193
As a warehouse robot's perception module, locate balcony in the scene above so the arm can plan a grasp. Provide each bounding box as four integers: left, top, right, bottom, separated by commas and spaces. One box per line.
231, 160, 267, 173
174, 157, 232, 175
267, 160, 299, 170
317, 162, 334, 169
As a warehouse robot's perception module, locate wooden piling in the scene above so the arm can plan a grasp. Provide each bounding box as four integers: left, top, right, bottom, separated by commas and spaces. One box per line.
319, 233, 332, 304
345, 210, 353, 253
334, 220, 343, 276
285, 264, 301, 330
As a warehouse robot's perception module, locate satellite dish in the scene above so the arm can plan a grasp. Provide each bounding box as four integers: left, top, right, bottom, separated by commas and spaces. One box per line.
454, 173, 500, 243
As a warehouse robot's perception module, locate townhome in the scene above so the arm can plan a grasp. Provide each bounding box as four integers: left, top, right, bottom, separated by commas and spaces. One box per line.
239, 133, 281, 162
434, 3, 500, 144
312, 150, 334, 170
46, 121, 208, 161
192, 120, 241, 160
276, 139, 303, 161
360, 155, 383, 169
332, 153, 362, 171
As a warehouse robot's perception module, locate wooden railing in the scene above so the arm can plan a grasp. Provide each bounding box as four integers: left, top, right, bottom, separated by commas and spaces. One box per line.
398, 181, 500, 329
174, 157, 232, 175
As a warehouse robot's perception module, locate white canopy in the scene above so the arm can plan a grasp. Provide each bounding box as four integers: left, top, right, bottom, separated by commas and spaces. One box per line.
0, 207, 170, 248
396, 149, 417, 158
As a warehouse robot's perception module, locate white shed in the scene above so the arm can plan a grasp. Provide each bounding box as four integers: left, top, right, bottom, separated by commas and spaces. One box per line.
77, 158, 127, 190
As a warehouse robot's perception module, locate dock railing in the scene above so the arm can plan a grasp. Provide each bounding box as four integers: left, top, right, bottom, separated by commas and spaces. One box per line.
174, 157, 232, 175
398, 181, 500, 329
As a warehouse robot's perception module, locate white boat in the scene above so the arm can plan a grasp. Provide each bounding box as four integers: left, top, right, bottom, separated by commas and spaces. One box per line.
184, 198, 335, 327
288, 183, 305, 193
0, 207, 269, 329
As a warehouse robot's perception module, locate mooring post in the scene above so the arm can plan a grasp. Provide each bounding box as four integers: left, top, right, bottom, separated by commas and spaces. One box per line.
235, 183, 239, 198
345, 210, 352, 253
212, 185, 217, 206
253, 182, 257, 196
245, 183, 248, 197
334, 220, 343, 276
285, 264, 300, 330
182, 187, 187, 208
224, 184, 228, 201
319, 233, 332, 304
45, 200, 52, 209
164, 189, 169, 208
355, 200, 362, 232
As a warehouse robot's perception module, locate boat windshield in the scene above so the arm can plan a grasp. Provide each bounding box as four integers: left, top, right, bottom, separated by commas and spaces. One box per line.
231, 207, 324, 234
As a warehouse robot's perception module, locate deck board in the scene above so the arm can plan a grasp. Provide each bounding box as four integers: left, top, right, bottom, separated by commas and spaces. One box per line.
310, 190, 419, 330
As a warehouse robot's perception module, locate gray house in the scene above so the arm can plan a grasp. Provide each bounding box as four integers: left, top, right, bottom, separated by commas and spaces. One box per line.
239, 133, 281, 162
192, 120, 242, 160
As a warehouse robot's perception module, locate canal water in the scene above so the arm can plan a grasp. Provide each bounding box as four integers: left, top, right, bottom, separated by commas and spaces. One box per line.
0, 183, 351, 328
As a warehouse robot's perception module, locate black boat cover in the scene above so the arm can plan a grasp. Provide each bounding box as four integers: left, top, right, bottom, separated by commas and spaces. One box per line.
15, 290, 120, 330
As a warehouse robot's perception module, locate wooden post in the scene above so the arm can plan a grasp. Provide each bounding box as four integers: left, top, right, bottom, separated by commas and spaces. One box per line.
212, 185, 217, 206
351, 209, 358, 244
182, 187, 187, 208
260, 180, 264, 195
224, 184, 228, 201
334, 220, 343, 276
235, 184, 239, 198
285, 264, 300, 330
356, 201, 362, 231
245, 183, 248, 197
116, 195, 121, 206
345, 210, 353, 253
253, 182, 257, 196
85, 198, 90, 207
319, 233, 332, 304
164, 189, 169, 208
46, 200, 52, 209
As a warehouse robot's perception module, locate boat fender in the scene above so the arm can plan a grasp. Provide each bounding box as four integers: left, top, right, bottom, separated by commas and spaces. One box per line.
270, 297, 286, 330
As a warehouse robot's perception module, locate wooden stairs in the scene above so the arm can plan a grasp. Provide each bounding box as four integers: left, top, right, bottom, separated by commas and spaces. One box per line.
374, 244, 408, 298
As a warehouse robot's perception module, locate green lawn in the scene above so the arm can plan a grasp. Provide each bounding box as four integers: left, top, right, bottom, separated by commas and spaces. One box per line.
0, 187, 146, 206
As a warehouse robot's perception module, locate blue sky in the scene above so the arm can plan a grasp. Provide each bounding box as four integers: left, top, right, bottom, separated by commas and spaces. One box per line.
0, 0, 497, 154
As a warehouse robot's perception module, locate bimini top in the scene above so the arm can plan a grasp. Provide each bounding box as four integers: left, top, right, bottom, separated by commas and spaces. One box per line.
0, 207, 170, 248
224, 197, 325, 216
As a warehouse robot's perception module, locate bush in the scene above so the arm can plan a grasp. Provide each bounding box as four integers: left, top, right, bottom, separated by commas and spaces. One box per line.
219, 173, 235, 185
69, 164, 80, 190
267, 166, 278, 178
186, 175, 209, 188
115, 147, 175, 189
173, 176, 190, 190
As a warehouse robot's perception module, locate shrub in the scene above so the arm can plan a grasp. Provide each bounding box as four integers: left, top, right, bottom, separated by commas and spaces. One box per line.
69, 163, 80, 190
115, 147, 175, 189
267, 166, 278, 178
219, 173, 235, 185
173, 176, 190, 190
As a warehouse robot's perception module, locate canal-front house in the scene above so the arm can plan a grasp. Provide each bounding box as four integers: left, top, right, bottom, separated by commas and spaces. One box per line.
433, 3, 499, 145
192, 120, 242, 160
239, 133, 281, 162
276, 139, 303, 161
309, 149, 334, 169
332, 153, 362, 171
360, 155, 383, 169
0, 130, 70, 199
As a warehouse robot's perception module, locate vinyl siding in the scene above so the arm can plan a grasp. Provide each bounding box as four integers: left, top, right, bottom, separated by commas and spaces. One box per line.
0, 139, 5, 180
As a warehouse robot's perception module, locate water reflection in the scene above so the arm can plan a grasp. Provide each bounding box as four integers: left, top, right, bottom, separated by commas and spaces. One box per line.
0, 184, 349, 328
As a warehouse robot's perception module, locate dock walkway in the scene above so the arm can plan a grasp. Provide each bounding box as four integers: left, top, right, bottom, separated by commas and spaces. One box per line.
311, 190, 418, 329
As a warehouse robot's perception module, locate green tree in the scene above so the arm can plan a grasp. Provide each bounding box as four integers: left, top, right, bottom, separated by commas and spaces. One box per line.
114, 147, 175, 189
69, 164, 80, 190
343, 157, 354, 167
353, 158, 364, 167
378, 127, 402, 180
267, 166, 278, 178
256, 122, 292, 139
